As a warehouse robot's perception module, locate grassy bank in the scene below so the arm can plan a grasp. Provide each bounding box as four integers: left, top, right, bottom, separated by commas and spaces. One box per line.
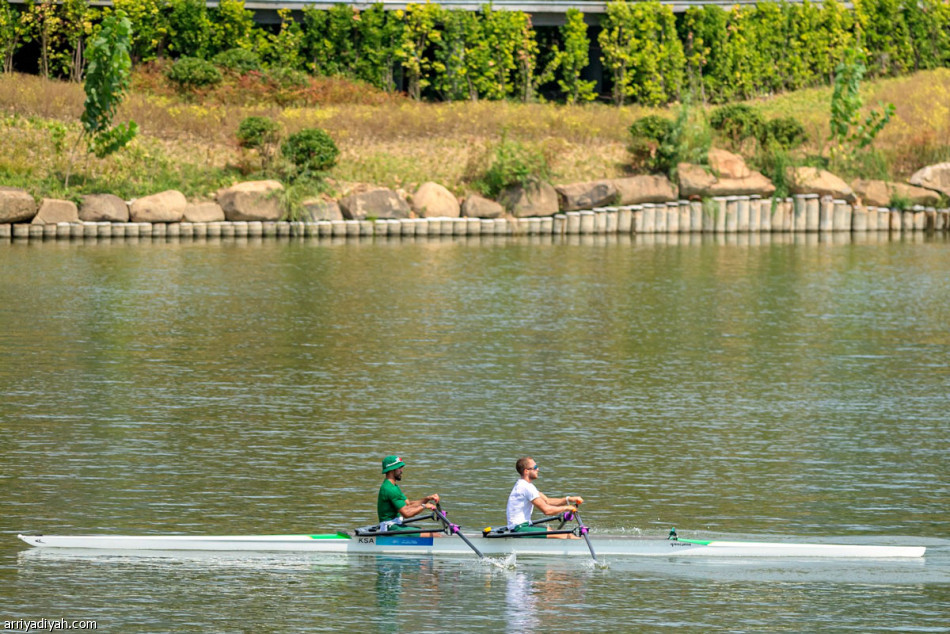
2, 68, 950, 203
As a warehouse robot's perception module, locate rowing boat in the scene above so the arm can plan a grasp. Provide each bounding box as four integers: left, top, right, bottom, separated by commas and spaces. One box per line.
16, 533, 925, 558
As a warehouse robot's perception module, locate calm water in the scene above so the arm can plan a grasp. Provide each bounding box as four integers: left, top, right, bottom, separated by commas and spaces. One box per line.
2, 234, 949, 632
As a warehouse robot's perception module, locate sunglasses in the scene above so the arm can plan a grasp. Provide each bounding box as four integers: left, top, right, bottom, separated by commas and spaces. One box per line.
528, 465, 540, 471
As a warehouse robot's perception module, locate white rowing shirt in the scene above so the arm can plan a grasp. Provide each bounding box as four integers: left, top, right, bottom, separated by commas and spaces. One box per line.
506, 479, 541, 528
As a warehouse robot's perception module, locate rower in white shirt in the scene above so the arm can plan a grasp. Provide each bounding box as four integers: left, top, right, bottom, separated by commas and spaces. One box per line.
505, 456, 584, 539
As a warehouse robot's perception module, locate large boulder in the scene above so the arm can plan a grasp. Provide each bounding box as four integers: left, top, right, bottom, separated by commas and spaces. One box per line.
498, 180, 559, 217
217, 180, 284, 221
708, 147, 752, 179
678, 163, 775, 198
130, 190, 187, 223
555, 180, 619, 211
338, 185, 410, 220
851, 179, 942, 208
461, 194, 505, 219
0, 187, 37, 223
183, 201, 225, 223
32, 198, 79, 224
612, 174, 678, 205
302, 198, 343, 221
80, 193, 129, 222
787, 167, 854, 201
909, 162, 950, 197
411, 182, 460, 218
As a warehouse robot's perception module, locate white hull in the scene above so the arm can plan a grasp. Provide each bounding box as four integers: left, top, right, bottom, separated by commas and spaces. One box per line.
17, 533, 926, 559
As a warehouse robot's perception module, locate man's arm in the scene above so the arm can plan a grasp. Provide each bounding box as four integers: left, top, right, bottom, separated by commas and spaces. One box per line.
531, 492, 579, 516
398, 493, 440, 518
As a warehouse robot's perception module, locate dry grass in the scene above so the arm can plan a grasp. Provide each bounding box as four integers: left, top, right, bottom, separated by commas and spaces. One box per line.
3, 68, 950, 200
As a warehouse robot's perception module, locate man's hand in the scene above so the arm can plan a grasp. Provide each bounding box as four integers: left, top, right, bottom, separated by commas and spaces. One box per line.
566, 505, 577, 513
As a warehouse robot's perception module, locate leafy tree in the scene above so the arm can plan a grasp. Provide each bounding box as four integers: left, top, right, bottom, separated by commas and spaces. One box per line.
679, 5, 728, 102
512, 12, 553, 103
237, 115, 281, 170
209, 0, 255, 56
167, 0, 212, 59
600, 1, 684, 106
67, 9, 138, 186
903, 0, 950, 71
434, 9, 480, 100
555, 8, 596, 104
0, 0, 21, 73
110, 0, 168, 63
828, 47, 895, 166
468, 6, 522, 100
394, 3, 443, 100
853, 0, 913, 77
262, 8, 303, 70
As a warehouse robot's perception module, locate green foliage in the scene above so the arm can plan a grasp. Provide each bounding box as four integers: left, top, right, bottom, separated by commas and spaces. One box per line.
555, 8, 596, 104
0, 0, 21, 73
166, 56, 222, 89
262, 8, 304, 70
212, 47, 261, 73
434, 8, 479, 100
394, 3, 444, 100
265, 66, 308, 89
853, 0, 913, 77
237, 115, 280, 170
762, 117, 808, 150
709, 104, 764, 149
281, 128, 339, 175
599, 0, 684, 106
209, 0, 255, 56
110, 0, 167, 64
829, 47, 895, 167
70, 8, 137, 187
628, 115, 673, 172
167, 0, 211, 59
628, 105, 709, 176
14, 0, 95, 80
237, 116, 279, 149
476, 132, 549, 197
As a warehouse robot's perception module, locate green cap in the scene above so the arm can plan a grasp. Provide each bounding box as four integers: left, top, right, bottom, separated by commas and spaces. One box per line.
381, 455, 405, 474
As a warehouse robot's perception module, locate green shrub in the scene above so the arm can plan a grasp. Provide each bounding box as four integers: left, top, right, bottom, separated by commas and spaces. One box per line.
237, 116, 280, 149
265, 66, 310, 89
478, 134, 549, 198
166, 56, 222, 89
237, 116, 281, 170
762, 117, 807, 149
709, 104, 763, 148
281, 128, 339, 174
628, 114, 673, 173
213, 47, 261, 73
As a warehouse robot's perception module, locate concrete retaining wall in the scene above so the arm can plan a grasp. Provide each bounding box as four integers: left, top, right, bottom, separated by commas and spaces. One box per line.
2, 196, 948, 243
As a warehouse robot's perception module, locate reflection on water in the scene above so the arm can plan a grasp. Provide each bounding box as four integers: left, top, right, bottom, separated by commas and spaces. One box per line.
2, 237, 949, 630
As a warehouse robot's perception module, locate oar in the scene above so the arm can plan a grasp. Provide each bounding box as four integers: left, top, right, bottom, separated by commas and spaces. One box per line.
570, 509, 597, 563
434, 504, 484, 559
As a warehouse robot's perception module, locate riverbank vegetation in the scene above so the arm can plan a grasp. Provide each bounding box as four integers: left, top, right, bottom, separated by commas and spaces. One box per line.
3, 0, 950, 203
4, 66, 950, 203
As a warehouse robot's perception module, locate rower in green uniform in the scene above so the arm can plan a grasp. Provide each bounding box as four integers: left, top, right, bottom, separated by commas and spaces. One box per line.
377, 455, 440, 532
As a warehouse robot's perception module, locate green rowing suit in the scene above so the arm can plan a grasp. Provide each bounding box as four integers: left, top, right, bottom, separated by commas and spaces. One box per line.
377, 479, 408, 523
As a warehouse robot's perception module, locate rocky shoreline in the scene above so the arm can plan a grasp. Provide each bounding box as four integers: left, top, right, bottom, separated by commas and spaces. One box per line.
3, 150, 950, 243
